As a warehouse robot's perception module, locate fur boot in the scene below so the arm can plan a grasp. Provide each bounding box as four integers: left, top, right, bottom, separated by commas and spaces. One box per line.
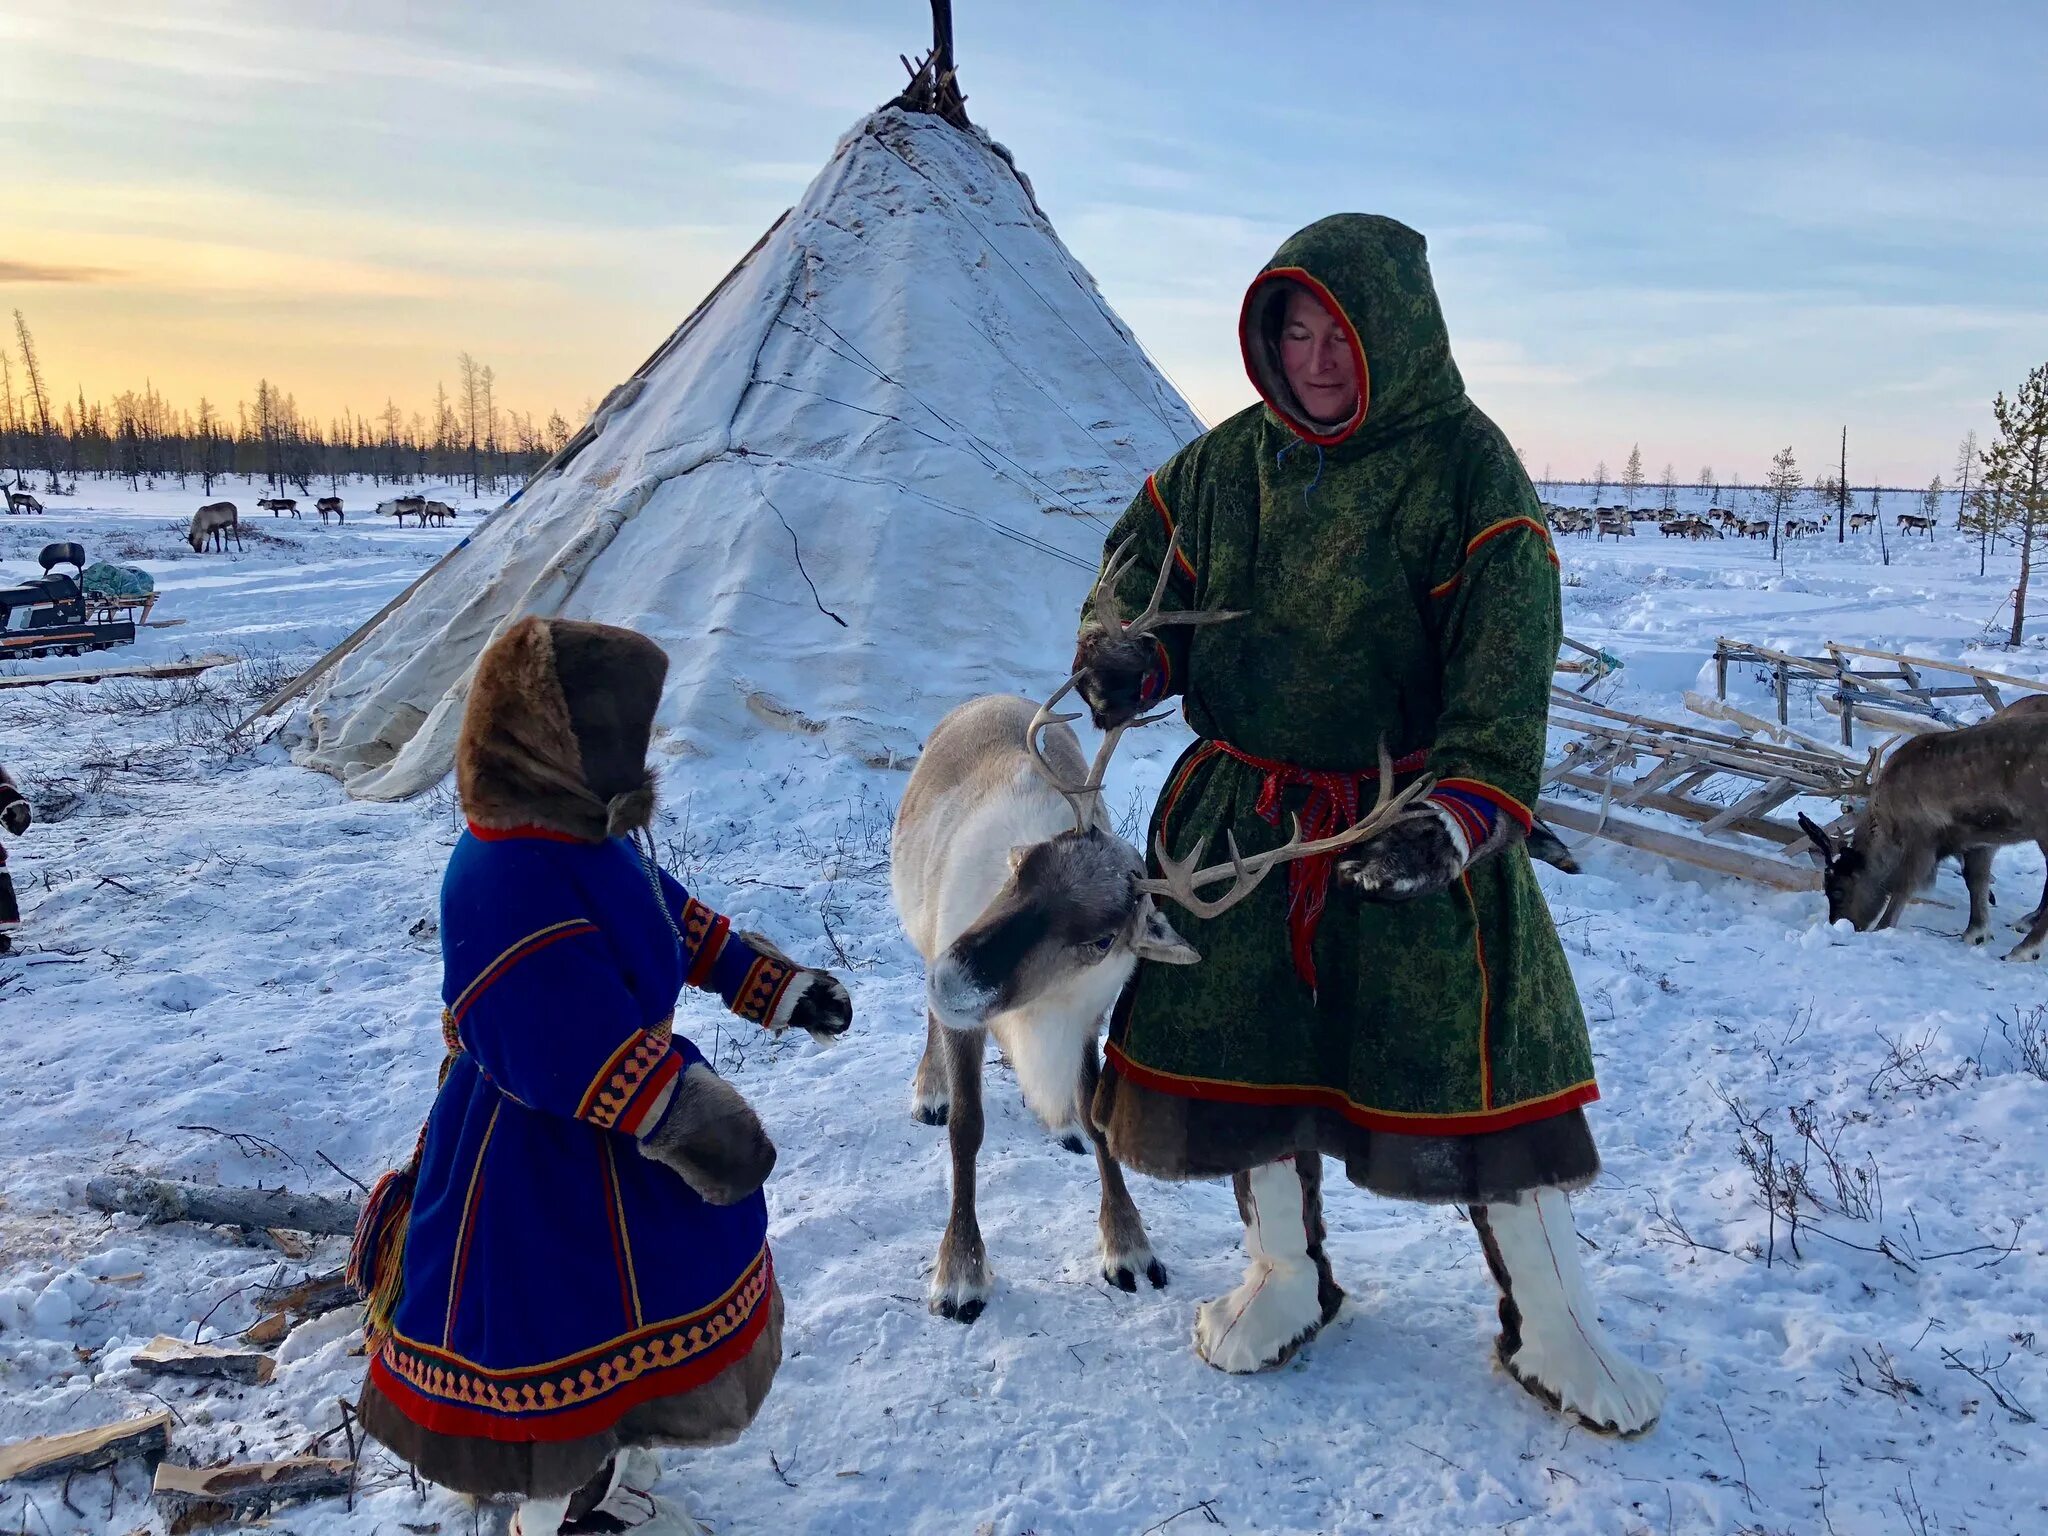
1193, 1155, 1344, 1373
1471, 1188, 1665, 1435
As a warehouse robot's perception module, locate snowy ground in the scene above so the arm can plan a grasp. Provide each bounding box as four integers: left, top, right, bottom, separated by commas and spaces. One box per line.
3, 477, 2046, 1535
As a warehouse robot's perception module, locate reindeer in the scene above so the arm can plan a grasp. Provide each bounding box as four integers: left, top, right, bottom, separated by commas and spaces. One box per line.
892, 532, 1434, 1321
1897, 513, 1936, 536
187, 501, 242, 553
379, 494, 428, 526
1849, 511, 1876, 531
1595, 512, 1635, 540
6, 489, 43, 515
315, 496, 345, 524
421, 500, 457, 527
256, 497, 300, 517
1799, 701, 2048, 960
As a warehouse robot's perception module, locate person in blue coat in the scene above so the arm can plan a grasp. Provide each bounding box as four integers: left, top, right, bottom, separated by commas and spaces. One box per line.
354, 616, 853, 1536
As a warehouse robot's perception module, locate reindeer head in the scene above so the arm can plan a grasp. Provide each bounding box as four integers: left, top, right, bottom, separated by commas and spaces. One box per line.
926, 824, 1197, 1032
925, 528, 1434, 1034
1798, 812, 1887, 929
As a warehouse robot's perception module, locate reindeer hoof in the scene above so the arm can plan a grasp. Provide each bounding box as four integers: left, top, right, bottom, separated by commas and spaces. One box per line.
911, 1090, 949, 1126
934, 1293, 985, 1324
1964, 925, 1993, 947
1058, 1131, 1088, 1155
1101, 1247, 1168, 1293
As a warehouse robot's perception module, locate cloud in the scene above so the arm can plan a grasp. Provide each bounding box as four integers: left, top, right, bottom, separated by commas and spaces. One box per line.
0, 260, 120, 284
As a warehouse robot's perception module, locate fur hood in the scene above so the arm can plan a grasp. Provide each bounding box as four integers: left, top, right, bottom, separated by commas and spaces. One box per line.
456, 617, 668, 842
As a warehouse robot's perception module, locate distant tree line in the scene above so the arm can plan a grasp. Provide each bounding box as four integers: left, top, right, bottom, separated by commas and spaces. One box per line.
1, 310, 576, 500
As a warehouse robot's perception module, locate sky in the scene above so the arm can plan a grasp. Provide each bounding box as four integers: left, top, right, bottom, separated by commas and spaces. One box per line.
2, 0, 2043, 484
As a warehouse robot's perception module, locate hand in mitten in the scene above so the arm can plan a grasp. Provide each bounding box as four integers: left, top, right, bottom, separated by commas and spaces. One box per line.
0, 785, 27, 837
1336, 804, 1470, 903
736, 929, 853, 1043
1071, 624, 1160, 732
639, 1063, 776, 1204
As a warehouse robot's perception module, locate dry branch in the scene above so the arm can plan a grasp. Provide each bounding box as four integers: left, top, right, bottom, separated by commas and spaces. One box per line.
86, 1177, 360, 1236
0, 1414, 172, 1485
244, 1269, 361, 1347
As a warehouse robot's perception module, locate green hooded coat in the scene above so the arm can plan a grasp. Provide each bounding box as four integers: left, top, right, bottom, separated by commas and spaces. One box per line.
1089, 215, 1600, 1202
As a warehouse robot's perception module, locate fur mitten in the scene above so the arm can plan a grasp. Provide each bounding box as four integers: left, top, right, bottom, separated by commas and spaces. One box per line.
639, 1063, 776, 1205
1336, 805, 1470, 902
737, 930, 853, 1043
1071, 624, 1159, 731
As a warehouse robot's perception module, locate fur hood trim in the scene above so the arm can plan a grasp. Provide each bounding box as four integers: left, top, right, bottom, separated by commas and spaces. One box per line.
457, 617, 668, 843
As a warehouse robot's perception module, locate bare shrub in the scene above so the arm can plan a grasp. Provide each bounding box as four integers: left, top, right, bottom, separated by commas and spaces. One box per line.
2003, 1005, 2048, 1082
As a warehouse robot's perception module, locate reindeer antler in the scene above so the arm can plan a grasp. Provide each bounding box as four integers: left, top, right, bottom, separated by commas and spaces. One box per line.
1025, 526, 1244, 833
1135, 740, 1438, 919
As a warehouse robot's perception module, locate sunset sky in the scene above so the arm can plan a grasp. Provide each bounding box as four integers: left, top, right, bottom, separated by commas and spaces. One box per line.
4, 0, 2042, 482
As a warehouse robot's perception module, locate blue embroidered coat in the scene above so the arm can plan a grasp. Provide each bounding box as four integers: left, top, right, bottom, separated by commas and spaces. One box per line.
367, 825, 798, 1444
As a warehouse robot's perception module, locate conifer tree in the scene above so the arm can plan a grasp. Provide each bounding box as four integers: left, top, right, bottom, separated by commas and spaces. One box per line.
1621, 444, 1644, 507
1764, 446, 1801, 561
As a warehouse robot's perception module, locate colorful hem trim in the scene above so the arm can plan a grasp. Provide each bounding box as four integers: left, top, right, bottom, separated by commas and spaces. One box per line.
1102, 1041, 1597, 1137
369, 1249, 774, 1444
1237, 267, 1371, 448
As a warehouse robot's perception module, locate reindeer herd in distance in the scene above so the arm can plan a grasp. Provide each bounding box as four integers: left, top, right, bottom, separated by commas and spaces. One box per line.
1546, 502, 1940, 542
178, 493, 466, 552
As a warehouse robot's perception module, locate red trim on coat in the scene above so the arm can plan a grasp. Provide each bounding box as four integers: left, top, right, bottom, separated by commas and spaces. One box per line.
1461, 872, 1493, 1110
366, 1253, 775, 1444
614, 1052, 682, 1138
1428, 516, 1559, 600
1237, 267, 1371, 448
1103, 1041, 1597, 1136
447, 921, 599, 1028
685, 914, 730, 989
465, 821, 593, 844
1434, 777, 1534, 834
1144, 475, 1198, 583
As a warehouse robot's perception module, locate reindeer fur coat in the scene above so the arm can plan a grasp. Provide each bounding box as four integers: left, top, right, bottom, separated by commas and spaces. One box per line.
1089, 217, 1599, 1203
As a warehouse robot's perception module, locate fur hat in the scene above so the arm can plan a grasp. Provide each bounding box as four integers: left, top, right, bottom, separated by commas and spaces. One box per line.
456, 617, 669, 842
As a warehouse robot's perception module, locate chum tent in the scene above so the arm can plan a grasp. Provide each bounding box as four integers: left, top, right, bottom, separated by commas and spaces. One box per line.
285, 84, 1200, 800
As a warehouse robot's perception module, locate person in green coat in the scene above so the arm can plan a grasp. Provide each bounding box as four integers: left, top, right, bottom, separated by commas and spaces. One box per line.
1071, 214, 1663, 1435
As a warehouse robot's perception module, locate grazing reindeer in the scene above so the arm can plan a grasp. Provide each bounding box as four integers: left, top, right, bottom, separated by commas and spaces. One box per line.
1849, 511, 1875, 531
892, 532, 1433, 1321
1896, 513, 1936, 535
6, 488, 43, 515
187, 502, 242, 553
421, 500, 457, 526
315, 496, 345, 524
1800, 702, 2048, 960
256, 497, 300, 517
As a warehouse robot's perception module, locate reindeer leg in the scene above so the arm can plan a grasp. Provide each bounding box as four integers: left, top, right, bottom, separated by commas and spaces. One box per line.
1079, 1037, 1166, 1292
930, 1026, 992, 1323
2006, 891, 2048, 963
1961, 845, 1995, 946
2021, 843, 2048, 931
910, 1009, 950, 1126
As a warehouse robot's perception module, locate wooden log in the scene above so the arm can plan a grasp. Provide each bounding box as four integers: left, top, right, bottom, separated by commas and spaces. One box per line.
1546, 768, 1813, 847
245, 1269, 361, 1347
1823, 642, 2048, 694
1536, 798, 1823, 891
87, 1177, 360, 1236
0, 1413, 172, 1484
1682, 691, 1851, 759
134, 1335, 276, 1386
152, 1457, 352, 1526
0, 653, 234, 690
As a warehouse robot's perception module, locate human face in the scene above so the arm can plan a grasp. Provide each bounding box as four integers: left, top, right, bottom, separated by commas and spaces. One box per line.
1278, 286, 1359, 427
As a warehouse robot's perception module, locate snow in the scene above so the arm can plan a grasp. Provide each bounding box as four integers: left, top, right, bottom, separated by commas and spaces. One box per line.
6, 469, 2044, 1533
